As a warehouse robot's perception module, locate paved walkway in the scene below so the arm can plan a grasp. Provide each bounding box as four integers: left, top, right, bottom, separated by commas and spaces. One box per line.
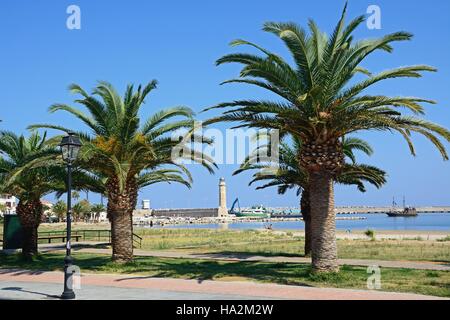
0, 269, 445, 300
38, 243, 450, 271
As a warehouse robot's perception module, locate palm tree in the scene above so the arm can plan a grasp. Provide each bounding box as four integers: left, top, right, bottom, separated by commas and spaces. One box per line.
30, 81, 215, 262
73, 199, 91, 222
205, 4, 450, 272
52, 200, 67, 222
91, 203, 105, 223
0, 131, 100, 258
235, 135, 386, 256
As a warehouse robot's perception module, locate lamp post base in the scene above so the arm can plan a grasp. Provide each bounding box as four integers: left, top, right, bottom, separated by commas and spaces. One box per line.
61, 290, 76, 300
62, 255, 76, 300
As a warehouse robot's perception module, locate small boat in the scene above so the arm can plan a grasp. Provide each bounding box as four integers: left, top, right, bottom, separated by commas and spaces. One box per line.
229, 198, 271, 218
386, 196, 418, 217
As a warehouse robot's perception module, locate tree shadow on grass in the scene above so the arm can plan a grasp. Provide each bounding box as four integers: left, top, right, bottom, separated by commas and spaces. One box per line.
116, 257, 315, 287
0, 252, 349, 289
40, 242, 111, 252
0, 269, 46, 276
0, 252, 111, 273
195, 251, 307, 259
429, 259, 450, 266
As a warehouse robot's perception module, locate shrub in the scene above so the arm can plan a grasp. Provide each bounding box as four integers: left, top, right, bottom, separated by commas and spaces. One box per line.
364, 229, 376, 240
437, 235, 450, 242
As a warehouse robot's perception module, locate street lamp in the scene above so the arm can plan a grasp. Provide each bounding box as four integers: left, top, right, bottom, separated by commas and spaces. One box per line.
59, 132, 81, 300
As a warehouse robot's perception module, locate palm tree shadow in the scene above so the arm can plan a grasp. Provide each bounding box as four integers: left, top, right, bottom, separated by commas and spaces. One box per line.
2, 287, 61, 299
198, 251, 307, 259
430, 259, 450, 266
0, 269, 46, 276
71, 243, 111, 250
115, 258, 314, 287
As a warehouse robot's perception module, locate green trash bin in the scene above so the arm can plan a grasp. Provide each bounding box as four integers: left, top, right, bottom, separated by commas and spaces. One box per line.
3, 215, 23, 250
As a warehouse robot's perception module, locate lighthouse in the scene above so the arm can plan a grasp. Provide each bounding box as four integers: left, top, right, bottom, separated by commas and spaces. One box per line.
218, 177, 228, 217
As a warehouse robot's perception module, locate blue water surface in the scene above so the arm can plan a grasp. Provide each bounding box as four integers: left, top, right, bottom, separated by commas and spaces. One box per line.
150, 213, 450, 231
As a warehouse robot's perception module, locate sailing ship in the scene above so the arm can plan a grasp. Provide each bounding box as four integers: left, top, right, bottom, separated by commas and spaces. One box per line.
386, 196, 418, 217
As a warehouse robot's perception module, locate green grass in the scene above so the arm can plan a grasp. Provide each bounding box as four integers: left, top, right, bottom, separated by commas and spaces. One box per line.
1, 251, 449, 297
2, 225, 450, 262
133, 229, 450, 263
2, 225, 449, 297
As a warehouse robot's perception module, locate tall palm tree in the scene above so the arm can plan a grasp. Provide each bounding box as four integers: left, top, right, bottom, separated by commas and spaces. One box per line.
73, 199, 91, 222
205, 4, 450, 272
30, 81, 215, 262
0, 131, 101, 258
52, 200, 67, 222
235, 135, 386, 256
91, 203, 105, 223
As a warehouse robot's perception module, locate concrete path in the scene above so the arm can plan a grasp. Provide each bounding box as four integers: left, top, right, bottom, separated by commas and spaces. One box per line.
0, 269, 445, 300
38, 243, 450, 271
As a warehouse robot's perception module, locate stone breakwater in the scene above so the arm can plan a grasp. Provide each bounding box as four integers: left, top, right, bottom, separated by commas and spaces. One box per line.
132, 215, 366, 227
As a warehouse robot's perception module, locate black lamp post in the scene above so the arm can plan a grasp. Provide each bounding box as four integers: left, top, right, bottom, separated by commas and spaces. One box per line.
59, 132, 81, 300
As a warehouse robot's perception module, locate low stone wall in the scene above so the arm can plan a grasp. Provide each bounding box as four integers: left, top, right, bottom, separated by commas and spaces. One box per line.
151, 208, 219, 218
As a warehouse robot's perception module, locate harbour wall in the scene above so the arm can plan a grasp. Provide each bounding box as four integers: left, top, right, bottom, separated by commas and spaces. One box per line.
134, 206, 450, 219
136, 208, 220, 218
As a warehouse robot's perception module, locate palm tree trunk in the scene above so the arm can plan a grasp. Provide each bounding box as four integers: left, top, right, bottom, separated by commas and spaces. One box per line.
110, 209, 133, 262
107, 176, 138, 263
300, 189, 311, 257
21, 226, 38, 258
309, 172, 339, 272
16, 199, 43, 259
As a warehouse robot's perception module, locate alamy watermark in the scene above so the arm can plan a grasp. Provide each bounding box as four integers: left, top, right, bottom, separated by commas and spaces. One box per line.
171, 121, 280, 171
66, 5, 81, 30
367, 5, 382, 30
66, 265, 82, 290
367, 265, 382, 290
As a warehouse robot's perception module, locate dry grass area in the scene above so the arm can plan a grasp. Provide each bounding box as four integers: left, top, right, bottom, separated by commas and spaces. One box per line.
1, 223, 447, 263
132, 228, 450, 263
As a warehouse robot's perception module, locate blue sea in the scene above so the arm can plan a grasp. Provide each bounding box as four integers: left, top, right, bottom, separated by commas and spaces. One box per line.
152, 213, 450, 231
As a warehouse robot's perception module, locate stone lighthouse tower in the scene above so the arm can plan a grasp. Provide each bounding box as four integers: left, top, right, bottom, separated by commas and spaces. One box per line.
218, 177, 228, 217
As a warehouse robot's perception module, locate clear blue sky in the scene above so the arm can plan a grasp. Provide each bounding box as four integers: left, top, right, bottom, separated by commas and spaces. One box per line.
1, 0, 449, 208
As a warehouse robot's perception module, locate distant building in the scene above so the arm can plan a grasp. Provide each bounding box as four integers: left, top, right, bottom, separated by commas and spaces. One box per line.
142, 200, 150, 210
88, 211, 108, 223
0, 194, 17, 215
139, 178, 229, 218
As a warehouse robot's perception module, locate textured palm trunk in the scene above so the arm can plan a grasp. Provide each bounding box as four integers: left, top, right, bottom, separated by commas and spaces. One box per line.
300, 189, 311, 257
309, 172, 339, 272
299, 138, 343, 273
16, 199, 43, 259
107, 176, 138, 263
110, 208, 133, 262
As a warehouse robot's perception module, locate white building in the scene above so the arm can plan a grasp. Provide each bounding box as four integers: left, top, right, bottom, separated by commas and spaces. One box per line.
89, 211, 108, 223
142, 200, 150, 210
0, 194, 17, 216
